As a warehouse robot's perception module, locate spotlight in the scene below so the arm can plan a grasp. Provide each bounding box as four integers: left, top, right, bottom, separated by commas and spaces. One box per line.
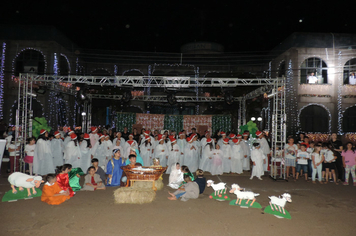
81, 112, 86, 116
251, 117, 256, 121
27, 92, 37, 97
167, 93, 177, 105
257, 117, 262, 121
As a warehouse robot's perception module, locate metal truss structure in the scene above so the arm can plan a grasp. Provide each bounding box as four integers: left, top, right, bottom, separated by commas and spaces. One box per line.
16, 74, 286, 174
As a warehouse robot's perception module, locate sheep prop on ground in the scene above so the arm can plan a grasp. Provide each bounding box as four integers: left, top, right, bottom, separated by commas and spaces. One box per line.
207, 180, 226, 196
229, 184, 260, 206
8, 172, 43, 197
268, 193, 292, 215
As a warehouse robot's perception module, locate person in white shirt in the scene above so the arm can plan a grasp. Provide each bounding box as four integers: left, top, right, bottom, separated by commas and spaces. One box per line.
349, 72, 356, 85
231, 139, 244, 174
256, 131, 271, 172
295, 144, 310, 181
307, 72, 318, 84
24, 137, 36, 175
321, 143, 338, 184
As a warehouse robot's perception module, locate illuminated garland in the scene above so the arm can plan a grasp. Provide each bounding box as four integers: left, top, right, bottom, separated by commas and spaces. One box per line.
286, 59, 297, 134
76, 57, 79, 75
114, 65, 118, 75
0, 42, 6, 119
53, 53, 58, 75
11, 47, 47, 77
337, 51, 343, 134
60, 53, 71, 74
345, 133, 356, 142
297, 103, 332, 134
299, 94, 331, 98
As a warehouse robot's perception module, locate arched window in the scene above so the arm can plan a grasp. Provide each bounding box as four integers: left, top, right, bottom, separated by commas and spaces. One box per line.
14, 49, 45, 76
343, 106, 356, 132
122, 69, 144, 76
343, 58, 356, 85
59, 55, 70, 75
300, 57, 328, 84
278, 61, 286, 77
300, 105, 329, 132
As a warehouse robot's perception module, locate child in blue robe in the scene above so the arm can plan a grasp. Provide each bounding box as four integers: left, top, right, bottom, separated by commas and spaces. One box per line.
106, 149, 126, 186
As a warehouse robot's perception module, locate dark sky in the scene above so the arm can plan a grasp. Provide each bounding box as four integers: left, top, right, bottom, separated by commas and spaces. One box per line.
2, 0, 355, 53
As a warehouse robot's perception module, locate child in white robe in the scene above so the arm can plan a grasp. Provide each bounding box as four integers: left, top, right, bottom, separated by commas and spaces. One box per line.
221, 138, 232, 173
33, 129, 54, 175
79, 133, 91, 172
199, 138, 214, 173
154, 134, 168, 167
177, 132, 186, 165
64, 133, 82, 168
241, 133, 251, 171
256, 131, 270, 172
231, 139, 244, 174
211, 144, 223, 175
184, 137, 199, 173
139, 136, 153, 166
168, 162, 183, 189
250, 143, 266, 180
167, 138, 180, 174
91, 134, 107, 170
51, 131, 64, 167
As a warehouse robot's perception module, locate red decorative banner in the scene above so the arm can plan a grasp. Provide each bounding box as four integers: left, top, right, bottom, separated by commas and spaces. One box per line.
136, 114, 165, 131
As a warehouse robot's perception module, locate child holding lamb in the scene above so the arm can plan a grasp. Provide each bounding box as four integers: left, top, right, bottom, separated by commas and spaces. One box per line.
41, 174, 70, 205
250, 142, 266, 180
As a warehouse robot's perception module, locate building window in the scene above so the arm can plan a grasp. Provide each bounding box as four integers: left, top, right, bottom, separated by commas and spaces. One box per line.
59, 55, 70, 75
300, 57, 328, 84
278, 61, 286, 77
14, 49, 45, 76
343, 106, 356, 132
300, 105, 329, 132
343, 58, 356, 85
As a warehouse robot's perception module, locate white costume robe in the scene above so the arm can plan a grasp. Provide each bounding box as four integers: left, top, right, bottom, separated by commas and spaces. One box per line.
193, 140, 202, 165
168, 163, 184, 189
166, 144, 180, 174
104, 140, 113, 161
33, 139, 54, 175
63, 136, 71, 147
211, 149, 223, 175
139, 142, 153, 166
64, 141, 82, 168
112, 137, 125, 150
199, 145, 213, 173
177, 138, 186, 164
241, 139, 251, 170
259, 138, 270, 171
231, 144, 244, 174
89, 133, 99, 148
51, 138, 64, 167
184, 142, 199, 172
251, 149, 266, 178
221, 144, 232, 173
80, 140, 91, 172
91, 141, 107, 169
154, 144, 168, 167
124, 140, 138, 159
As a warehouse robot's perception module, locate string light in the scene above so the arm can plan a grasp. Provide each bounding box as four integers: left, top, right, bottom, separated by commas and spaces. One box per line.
114, 65, 118, 75
297, 103, 332, 134
0, 42, 6, 119
60, 53, 71, 73
53, 53, 58, 75
11, 47, 47, 77
76, 57, 79, 75
286, 59, 298, 134
337, 51, 343, 134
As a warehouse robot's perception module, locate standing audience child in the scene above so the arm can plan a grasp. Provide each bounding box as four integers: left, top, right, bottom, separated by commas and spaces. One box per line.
24, 137, 36, 175
322, 143, 338, 184
311, 145, 324, 184
342, 142, 356, 186
295, 144, 309, 181
41, 174, 70, 205
284, 137, 298, 179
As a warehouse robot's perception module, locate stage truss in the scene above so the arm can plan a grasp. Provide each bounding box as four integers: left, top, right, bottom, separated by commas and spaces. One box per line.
16, 74, 286, 173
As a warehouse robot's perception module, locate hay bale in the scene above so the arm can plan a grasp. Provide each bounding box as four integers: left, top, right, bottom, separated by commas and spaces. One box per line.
113, 187, 156, 204
131, 179, 164, 191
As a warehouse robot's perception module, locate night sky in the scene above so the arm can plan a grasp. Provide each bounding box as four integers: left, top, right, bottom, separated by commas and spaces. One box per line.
2, 0, 355, 53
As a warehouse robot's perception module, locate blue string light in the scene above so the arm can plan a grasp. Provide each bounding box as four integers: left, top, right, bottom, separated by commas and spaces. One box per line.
0, 42, 6, 119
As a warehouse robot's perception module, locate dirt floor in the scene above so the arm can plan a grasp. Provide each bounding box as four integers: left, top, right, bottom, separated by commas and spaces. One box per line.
1, 166, 355, 236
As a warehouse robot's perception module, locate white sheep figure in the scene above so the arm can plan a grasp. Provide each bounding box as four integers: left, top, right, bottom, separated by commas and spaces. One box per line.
229, 184, 260, 206
268, 193, 292, 215
206, 180, 226, 196
8, 172, 43, 197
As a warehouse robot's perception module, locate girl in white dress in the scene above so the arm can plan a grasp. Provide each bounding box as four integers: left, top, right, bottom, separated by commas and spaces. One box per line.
168, 162, 183, 189
64, 133, 82, 168
184, 136, 199, 172
104, 135, 113, 167
199, 138, 214, 173
124, 134, 138, 159
140, 136, 153, 166
51, 131, 64, 167
80, 133, 91, 172
167, 138, 180, 174
231, 139, 244, 174
250, 143, 266, 180
33, 129, 54, 175
177, 132, 186, 165
154, 134, 168, 167
211, 144, 223, 175
91, 134, 107, 169
221, 138, 232, 173
241, 132, 251, 171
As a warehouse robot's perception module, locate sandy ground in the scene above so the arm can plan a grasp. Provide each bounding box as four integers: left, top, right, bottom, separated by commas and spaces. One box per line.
0, 166, 355, 236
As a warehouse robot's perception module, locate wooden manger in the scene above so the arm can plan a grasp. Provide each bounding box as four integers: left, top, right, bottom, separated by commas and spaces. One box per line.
121, 166, 167, 191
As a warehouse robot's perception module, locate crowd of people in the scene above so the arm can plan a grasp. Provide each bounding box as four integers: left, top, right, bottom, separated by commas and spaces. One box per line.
3, 124, 356, 203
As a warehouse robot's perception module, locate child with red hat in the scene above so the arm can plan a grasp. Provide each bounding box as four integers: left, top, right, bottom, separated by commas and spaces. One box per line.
79, 133, 91, 172
124, 134, 138, 159
184, 137, 199, 172
221, 138, 232, 173
139, 135, 153, 166
166, 138, 180, 174
241, 132, 251, 171
64, 133, 82, 168
199, 138, 214, 173
231, 139, 244, 174
154, 134, 169, 167
89, 127, 99, 148
33, 129, 55, 175
90, 133, 107, 170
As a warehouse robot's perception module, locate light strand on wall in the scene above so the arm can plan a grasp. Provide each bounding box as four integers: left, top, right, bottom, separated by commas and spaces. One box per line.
195, 66, 199, 115
147, 65, 152, 97
297, 103, 332, 134
286, 59, 297, 134
53, 53, 58, 75
114, 65, 118, 75
337, 51, 343, 134
60, 53, 71, 73
76, 57, 79, 75
0, 42, 6, 119
11, 47, 47, 77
